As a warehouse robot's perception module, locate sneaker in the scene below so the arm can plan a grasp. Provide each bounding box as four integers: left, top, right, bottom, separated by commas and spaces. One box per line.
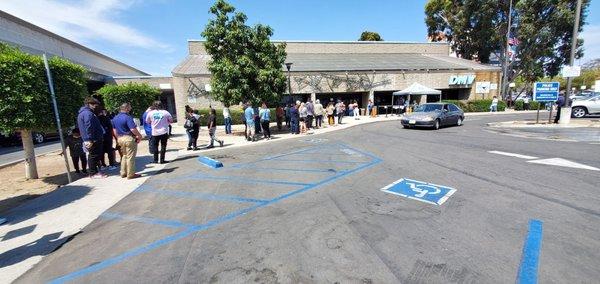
82, 170, 88, 174
90, 173, 108, 179
127, 174, 142, 179
159, 160, 170, 164
108, 165, 118, 171
187, 147, 193, 150
219, 141, 224, 147
75, 170, 81, 174
206, 145, 215, 149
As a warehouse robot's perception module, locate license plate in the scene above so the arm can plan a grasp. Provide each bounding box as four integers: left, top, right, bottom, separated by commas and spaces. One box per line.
409, 120, 416, 124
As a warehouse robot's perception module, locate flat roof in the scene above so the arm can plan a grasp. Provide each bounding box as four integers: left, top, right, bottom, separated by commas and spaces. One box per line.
187, 39, 449, 45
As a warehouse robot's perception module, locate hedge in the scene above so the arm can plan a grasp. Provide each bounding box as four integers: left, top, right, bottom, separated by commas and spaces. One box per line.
442, 100, 507, 112
513, 100, 546, 110
192, 108, 278, 126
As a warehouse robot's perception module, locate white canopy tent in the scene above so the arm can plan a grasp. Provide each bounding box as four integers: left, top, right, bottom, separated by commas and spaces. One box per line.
392, 83, 442, 109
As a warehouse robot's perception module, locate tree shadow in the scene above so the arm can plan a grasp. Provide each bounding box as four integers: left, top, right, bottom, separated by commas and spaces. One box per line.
41, 171, 86, 186
0, 231, 77, 268
2, 185, 91, 226
1, 224, 36, 241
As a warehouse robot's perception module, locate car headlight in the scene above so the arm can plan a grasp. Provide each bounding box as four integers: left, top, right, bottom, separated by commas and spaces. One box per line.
422, 116, 434, 121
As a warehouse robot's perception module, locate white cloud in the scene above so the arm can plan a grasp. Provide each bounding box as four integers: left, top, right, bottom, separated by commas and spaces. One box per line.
580, 24, 600, 64
0, 0, 171, 51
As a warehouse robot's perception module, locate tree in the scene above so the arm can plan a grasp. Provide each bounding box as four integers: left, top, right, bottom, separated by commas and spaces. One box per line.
0, 43, 88, 179
96, 82, 160, 117
425, 0, 591, 83
201, 0, 287, 107
359, 31, 383, 41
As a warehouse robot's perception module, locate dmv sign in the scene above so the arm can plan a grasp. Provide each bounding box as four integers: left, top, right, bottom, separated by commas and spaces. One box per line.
449, 75, 476, 85
533, 82, 560, 102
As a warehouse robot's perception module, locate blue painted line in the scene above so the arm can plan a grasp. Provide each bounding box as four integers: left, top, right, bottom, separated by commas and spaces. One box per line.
517, 219, 544, 284
100, 212, 197, 229
138, 187, 270, 204
237, 167, 344, 173
272, 159, 366, 164
50, 145, 381, 283
190, 174, 312, 187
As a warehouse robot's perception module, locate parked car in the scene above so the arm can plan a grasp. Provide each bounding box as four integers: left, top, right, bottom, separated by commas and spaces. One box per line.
401, 103, 464, 130
570, 91, 599, 101
0, 130, 64, 146
571, 95, 600, 118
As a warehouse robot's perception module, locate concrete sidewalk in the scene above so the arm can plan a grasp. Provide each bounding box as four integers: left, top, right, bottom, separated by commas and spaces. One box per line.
0, 114, 400, 283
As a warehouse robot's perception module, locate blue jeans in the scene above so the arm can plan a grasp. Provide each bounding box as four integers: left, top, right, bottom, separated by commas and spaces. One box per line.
224, 117, 232, 134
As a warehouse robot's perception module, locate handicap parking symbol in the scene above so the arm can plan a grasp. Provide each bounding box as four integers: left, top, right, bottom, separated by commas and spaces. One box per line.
381, 178, 456, 205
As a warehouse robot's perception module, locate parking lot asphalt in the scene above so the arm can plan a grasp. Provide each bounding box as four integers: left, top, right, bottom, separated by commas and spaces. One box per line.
15, 113, 600, 283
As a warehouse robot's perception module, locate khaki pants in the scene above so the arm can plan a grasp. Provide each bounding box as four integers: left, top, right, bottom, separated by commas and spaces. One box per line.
117, 136, 137, 178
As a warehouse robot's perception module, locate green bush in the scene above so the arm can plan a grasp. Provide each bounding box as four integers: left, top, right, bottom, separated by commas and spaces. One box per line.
0, 43, 88, 133
97, 82, 160, 118
442, 99, 506, 112
192, 108, 278, 126
514, 100, 543, 110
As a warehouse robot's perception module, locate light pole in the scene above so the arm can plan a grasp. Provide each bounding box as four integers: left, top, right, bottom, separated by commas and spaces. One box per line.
562, 0, 583, 124
500, 0, 514, 107
285, 62, 293, 104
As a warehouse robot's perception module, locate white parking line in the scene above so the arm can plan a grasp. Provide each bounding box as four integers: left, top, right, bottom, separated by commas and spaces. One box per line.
488, 151, 538, 160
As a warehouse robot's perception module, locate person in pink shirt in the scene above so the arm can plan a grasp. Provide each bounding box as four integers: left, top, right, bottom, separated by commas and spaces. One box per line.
145, 101, 173, 164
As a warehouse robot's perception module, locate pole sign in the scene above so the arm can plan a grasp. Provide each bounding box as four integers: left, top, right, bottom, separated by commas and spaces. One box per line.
533, 82, 560, 102
561, 66, 581, 78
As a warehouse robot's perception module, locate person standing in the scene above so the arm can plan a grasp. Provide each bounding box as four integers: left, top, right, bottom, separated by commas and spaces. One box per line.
305, 100, 314, 129
523, 96, 530, 111
184, 107, 200, 150
336, 100, 345, 124
223, 105, 232, 134
299, 102, 308, 134
98, 108, 117, 170
254, 106, 261, 135
326, 102, 335, 126
314, 99, 324, 129
145, 100, 173, 164
65, 128, 87, 174
290, 102, 300, 134
554, 95, 565, 124
259, 102, 272, 140
112, 103, 143, 179
284, 104, 291, 128
490, 96, 499, 112
207, 108, 224, 148
141, 106, 155, 154
353, 100, 360, 119
245, 102, 256, 142
276, 105, 284, 131
367, 100, 374, 117
241, 104, 248, 140
77, 97, 106, 178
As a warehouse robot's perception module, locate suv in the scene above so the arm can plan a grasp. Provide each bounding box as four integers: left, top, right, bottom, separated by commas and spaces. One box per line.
571, 95, 600, 118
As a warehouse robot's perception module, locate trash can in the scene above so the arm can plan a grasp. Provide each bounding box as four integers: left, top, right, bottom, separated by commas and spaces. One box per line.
361, 108, 366, 116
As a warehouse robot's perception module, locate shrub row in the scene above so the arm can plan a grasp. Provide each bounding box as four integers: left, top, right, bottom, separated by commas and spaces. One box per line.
442, 100, 507, 112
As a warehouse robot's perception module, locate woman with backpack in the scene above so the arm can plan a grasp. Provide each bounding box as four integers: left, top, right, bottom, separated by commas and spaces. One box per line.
184, 107, 200, 150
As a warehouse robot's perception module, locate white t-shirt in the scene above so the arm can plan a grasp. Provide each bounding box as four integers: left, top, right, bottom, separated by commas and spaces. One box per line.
223, 107, 231, 119
146, 109, 173, 136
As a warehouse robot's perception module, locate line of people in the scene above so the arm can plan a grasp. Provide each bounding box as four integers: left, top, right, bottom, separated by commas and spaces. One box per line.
70, 97, 174, 179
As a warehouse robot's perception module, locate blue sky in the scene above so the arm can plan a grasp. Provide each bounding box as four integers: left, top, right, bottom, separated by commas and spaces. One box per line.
1, 0, 599, 75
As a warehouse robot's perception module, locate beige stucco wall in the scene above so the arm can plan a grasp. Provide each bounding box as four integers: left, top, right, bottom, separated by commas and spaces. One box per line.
112, 77, 173, 89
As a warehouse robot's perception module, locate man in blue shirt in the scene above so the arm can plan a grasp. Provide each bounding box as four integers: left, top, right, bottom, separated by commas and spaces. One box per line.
112, 103, 143, 179
77, 97, 105, 178
244, 102, 256, 142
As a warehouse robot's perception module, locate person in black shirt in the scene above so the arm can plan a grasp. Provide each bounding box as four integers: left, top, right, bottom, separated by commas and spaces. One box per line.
206, 108, 223, 148
65, 128, 87, 174
98, 108, 117, 169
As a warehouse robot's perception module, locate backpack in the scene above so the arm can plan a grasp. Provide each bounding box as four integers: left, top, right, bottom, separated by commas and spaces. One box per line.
184, 116, 197, 129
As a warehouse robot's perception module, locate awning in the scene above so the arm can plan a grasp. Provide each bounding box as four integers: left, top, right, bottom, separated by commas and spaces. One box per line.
393, 83, 441, 96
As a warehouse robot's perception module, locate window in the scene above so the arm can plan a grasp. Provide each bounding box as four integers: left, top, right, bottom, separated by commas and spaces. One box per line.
449, 104, 460, 111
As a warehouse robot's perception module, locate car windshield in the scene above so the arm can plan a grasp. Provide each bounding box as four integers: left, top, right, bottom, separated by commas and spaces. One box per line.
414, 104, 443, 112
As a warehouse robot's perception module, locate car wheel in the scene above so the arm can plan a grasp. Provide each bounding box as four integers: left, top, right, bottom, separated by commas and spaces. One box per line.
433, 119, 440, 130
571, 107, 587, 118
457, 117, 463, 126
403, 125, 409, 129
33, 133, 44, 144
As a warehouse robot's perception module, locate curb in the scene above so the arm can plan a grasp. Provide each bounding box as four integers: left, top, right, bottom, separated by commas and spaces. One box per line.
0, 149, 62, 170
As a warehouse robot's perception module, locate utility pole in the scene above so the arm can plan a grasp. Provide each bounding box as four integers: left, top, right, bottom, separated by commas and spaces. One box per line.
561, 0, 583, 124
500, 0, 514, 107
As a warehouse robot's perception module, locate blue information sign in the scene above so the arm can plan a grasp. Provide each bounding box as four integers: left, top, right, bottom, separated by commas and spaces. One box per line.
533, 82, 560, 102
381, 178, 456, 205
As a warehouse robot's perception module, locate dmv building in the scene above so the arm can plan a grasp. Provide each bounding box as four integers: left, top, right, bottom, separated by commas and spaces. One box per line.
172, 40, 501, 122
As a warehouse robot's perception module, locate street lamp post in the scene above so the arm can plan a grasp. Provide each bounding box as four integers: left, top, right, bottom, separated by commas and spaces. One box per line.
285, 62, 293, 104
562, 0, 583, 124
501, 0, 514, 106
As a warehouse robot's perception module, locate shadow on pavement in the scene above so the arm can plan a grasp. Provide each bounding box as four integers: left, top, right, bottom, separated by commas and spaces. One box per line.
1, 224, 37, 241
0, 231, 75, 268
2, 185, 91, 226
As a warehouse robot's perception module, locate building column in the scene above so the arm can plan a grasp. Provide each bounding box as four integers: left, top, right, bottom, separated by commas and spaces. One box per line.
369, 90, 375, 102
310, 92, 316, 102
